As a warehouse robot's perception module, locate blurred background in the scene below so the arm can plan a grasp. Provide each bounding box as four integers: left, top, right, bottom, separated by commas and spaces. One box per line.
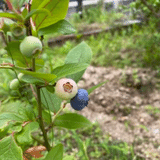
0, 0, 160, 159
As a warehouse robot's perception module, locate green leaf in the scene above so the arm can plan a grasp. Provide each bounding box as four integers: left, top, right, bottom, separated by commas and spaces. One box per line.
31, 0, 69, 30
38, 19, 76, 36
65, 42, 92, 83
51, 63, 89, 81
16, 122, 39, 146
5, 41, 28, 67
0, 12, 23, 22
63, 155, 75, 160
44, 144, 63, 160
54, 113, 92, 129
8, 122, 23, 133
22, 8, 28, 17
25, 104, 36, 121
42, 110, 52, 124
0, 101, 35, 129
0, 112, 25, 129
0, 124, 11, 139
0, 17, 15, 25
46, 85, 55, 93
35, 58, 45, 70
24, 9, 51, 22
15, 69, 57, 83
20, 74, 45, 84
41, 88, 62, 113
87, 80, 108, 95
0, 135, 23, 160
16, 58, 44, 69
31, 0, 43, 10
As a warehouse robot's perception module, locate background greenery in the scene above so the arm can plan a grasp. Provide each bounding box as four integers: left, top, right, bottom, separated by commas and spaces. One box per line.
0, 0, 160, 159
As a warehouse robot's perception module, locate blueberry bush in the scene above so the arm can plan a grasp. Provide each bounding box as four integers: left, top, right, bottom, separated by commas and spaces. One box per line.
0, 0, 107, 159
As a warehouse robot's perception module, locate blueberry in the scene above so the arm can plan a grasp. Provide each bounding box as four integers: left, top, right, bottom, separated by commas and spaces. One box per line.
55, 78, 78, 100
70, 89, 89, 111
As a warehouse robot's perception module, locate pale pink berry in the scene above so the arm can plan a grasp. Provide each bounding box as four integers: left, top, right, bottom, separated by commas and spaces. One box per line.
55, 78, 78, 100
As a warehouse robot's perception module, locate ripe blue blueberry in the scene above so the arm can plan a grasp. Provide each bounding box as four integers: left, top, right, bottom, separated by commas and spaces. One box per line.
70, 89, 89, 111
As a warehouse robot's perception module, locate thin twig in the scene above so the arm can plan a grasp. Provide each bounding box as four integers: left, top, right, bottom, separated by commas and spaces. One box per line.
0, 31, 7, 46
32, 57, 35, 71
45, 101, 67, 132
30, 84, 37, 100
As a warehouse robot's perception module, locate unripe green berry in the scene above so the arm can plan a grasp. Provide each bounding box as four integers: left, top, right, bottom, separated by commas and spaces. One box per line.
18, 73, 24, 81
20, 36, 42, 58
55, 78, 78, 100
10, 79, 20, 90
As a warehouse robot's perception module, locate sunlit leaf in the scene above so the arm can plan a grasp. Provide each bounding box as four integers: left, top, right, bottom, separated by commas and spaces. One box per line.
31, 0, 69, 30
0, 135, 23, 160
38, 19, 76, 36
44, 144, 63, 160
54, 113, 92, 129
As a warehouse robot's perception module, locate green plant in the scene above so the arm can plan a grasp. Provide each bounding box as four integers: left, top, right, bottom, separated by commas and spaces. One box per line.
0, 0, 107, 159
130, 0, 160, 30
69, 5, 128, 34
11, 23, 26, 40
20, 36, 43, 58
145, 105, 160, 119
9, 78, 20, 90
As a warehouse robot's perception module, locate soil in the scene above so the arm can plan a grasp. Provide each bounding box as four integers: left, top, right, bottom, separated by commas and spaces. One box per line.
66, 65, 160, 160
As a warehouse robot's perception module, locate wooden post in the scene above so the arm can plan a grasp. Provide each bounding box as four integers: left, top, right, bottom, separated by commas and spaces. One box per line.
76, 0, 83, 18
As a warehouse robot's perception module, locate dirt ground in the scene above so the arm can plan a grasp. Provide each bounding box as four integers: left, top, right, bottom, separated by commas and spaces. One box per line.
66, 65, 160, 160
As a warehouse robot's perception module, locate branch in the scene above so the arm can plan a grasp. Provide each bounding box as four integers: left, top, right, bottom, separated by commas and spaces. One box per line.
0, 31, 7, 46
30, 84, 37, 100
36, 86, 51, 151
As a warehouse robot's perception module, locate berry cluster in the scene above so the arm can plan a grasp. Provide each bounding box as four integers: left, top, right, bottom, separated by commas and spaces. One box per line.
9, 35, 89, 111
55, 78, 89, 111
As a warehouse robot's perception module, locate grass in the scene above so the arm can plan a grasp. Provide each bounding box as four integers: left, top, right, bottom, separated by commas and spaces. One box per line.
145, 105, 160, 119
1, 5, 160, 160
69, 5, 130, 33
47, 118, 144, 160
43, 24, 160, 72
40, 7, 160, 159
43, 4, 160, 72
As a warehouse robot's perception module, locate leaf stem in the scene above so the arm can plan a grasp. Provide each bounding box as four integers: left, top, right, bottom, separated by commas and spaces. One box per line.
31, 133, 45, 146
36, 86, 51, 151
45, 101, 67, 132
32, 57, 35, 71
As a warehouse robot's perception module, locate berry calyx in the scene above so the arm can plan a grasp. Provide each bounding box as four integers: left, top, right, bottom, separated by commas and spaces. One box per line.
55, 78, 78, 100
70, 89, 89, 111
10, 79, 20, 90
20, 36, 42, 58
11, 24, 26, 40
